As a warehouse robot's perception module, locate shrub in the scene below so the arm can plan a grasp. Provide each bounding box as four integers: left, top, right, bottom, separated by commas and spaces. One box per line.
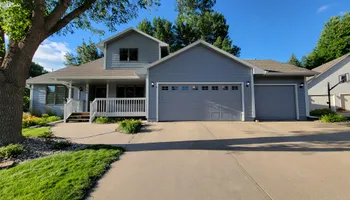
320, 113, 348, 123
0, 144, 24, 159
22, 116, 61, 128
94, 117, 116, 124
42, 113, 49, 118
22, 112, 32, 120
117, 119, 142, 134
44, 116, 61, 123
23, 96, 30, 112
310, 108, 336, 117
44, 106, 56, 116
29, 109, 42, 117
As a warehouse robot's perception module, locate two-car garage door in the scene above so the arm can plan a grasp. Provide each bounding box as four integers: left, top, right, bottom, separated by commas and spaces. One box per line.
158, 84, 243, 121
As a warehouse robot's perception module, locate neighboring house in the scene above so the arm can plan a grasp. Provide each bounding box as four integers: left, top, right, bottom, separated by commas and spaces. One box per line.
26, 27, 316, 122
308, 53, 350, 111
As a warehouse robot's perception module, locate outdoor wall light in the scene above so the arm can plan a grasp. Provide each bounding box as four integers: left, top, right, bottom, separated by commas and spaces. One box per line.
246, 81, 250, 87
300, 83, 304, 88
151, 82, 155, 87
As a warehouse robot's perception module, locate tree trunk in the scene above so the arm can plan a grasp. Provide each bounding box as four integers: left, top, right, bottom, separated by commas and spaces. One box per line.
0, 38, 43, 146
0, 82, 25, 145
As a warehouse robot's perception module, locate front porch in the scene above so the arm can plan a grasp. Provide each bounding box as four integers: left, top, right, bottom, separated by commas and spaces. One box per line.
63, 79, 147, 122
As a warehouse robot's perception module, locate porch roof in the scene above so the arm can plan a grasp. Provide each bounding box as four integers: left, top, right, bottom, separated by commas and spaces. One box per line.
26, 58, 140, 84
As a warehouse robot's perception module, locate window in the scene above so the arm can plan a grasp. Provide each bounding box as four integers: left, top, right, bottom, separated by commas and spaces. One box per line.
202, 86, 208, 90
119, 48, 138, 61
161, 86, 169, 90
232, 86, 239, 90
222, 86, 229, 90
192, 85, 199, 90
212, 86, 219, 90
117, 86, 144, 97
172, 86, 179, 90
182, 86, 189, 91
46, 85, 68, 104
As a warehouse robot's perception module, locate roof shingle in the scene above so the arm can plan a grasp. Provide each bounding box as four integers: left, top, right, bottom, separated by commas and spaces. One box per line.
244, 59, 315, 74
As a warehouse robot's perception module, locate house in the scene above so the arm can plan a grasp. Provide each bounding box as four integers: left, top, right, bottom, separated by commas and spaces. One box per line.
308, 53, 350, 111
26, 27, 317, 122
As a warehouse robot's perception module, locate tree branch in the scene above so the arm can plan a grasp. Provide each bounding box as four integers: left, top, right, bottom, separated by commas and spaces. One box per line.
48, 0, 97, 35
45, 0, 72, 31
32, 0, 46, 29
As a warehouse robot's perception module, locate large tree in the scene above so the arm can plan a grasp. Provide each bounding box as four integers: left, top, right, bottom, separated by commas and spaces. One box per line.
0, 0, 161, 145
137, 0, 240, 56
29, 62, 48, 78
64, 39, 103, 66
287, 53, 302, 68
303, 12, 350, 69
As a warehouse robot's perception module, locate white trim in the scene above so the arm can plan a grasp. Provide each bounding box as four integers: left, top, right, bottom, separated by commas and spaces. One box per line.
103, 44, 107, 70
304, 77, 310, 117
156, 82, 245, 122
250, 69, 256, 118
68, 81, 72, 100
29, 85, 34, 111
146, 71, 149, 120
144, 40, 266, 75
106, 83, 109, 98
254, 84, 300, 120
85, 84, 89, 112
96, 27, 169, 49
55, 76, 140, 80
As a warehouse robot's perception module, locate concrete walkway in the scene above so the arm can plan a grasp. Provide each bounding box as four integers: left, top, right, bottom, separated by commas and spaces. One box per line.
52, 121, 350, 200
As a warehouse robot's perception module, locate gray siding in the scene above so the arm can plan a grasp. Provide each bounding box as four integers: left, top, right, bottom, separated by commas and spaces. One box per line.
148, 44, 253, 121
32, 85, 64, 117
105, 31, 160, 69
254, 76, 307, 120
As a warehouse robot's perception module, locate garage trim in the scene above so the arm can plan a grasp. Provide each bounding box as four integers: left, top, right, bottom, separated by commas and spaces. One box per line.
156, 82, 245, 122
254, 84, 299, 120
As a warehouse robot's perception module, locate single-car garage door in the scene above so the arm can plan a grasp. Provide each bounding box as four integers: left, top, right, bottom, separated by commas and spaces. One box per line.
158, 84, 243, 121
255, 85, 297, 120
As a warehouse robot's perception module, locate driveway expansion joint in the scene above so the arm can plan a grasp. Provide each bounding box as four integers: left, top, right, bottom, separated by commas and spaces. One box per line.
200, 122, 274, 200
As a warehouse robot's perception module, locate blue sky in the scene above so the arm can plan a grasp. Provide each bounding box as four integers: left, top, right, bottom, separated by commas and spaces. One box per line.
33, 0, 350, 71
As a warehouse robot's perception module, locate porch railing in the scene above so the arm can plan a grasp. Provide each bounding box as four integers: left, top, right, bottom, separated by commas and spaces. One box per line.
64, 99, 84, 122
89, 98, 146, 122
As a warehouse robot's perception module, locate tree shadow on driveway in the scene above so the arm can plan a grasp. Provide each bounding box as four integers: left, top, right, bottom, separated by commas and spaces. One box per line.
120, 131, 350, 152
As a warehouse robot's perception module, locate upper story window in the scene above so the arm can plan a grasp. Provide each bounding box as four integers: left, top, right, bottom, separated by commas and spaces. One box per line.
120, 48, 138, 61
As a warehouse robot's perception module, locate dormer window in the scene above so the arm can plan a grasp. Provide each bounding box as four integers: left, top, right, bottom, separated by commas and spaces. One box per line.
120, 48, 138, 61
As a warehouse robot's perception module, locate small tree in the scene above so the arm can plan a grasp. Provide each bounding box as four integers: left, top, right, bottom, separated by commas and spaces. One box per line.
64, 39, 103, 66
287, 53, 303, 67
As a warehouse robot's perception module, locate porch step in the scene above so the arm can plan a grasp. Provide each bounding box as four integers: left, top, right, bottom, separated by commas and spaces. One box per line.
66, 112, 90, 123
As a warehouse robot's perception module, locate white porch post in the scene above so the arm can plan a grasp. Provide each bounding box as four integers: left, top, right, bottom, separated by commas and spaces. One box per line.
106, 83, 109, 113
68, 81, 72, 100
85, 84, 89, 112
29, 85, 34, 111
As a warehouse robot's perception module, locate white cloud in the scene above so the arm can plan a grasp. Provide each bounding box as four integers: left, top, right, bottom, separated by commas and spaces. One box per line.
33, 40, 71, 71
317, 5, 330, 13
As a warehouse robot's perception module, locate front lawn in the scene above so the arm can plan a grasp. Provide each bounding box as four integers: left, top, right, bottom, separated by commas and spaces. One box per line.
22, 126, 52, 138
0, 145, 123, 200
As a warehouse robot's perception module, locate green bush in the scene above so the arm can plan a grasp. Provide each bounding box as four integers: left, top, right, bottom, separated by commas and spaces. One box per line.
23, 96, 30, 112
22, 116, 61, 128
0, 144, 24, 159
320, 113, 348, 123
41, 113, 49, 118
44, 106, 56, 116
117, 119, 142, 134
94, 117, 117, 124
310, 108, 336, 117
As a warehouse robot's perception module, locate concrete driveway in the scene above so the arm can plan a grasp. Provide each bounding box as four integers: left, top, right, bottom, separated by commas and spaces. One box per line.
52, 121, 350, 200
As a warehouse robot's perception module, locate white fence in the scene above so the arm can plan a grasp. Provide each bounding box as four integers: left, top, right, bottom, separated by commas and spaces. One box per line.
89, 98, 146, 122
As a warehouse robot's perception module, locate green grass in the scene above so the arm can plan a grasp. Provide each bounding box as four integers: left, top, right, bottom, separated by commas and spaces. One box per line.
22, 127, 52, 138
320, 113, 348, 123
0, 145, 123, 200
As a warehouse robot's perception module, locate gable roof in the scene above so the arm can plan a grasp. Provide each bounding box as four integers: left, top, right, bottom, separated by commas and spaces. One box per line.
312, 53, 350, 75
96, 27, 168, 49
245, 59, 317, 75
144, 40, 266, 74
26, 58, 139, 84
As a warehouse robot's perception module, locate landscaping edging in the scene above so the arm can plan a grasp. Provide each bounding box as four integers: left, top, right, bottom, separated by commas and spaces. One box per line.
27, 120, 63, 129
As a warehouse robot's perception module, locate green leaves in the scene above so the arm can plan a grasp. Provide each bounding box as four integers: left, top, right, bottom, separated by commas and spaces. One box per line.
64, 39, 103, 66
303, 12, 350, 69
287, 53, 303, 68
